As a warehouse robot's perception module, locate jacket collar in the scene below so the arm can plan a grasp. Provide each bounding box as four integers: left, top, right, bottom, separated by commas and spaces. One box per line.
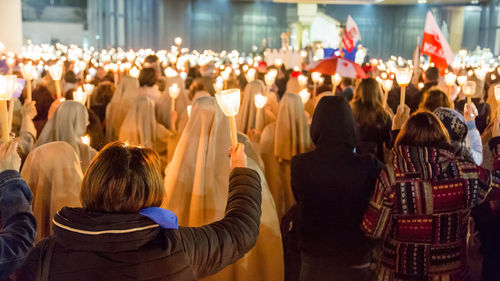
53, 207, 164, 253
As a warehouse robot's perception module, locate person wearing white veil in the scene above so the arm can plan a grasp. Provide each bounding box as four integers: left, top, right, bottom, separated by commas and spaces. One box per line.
164, 96, 284, 281
119, 95, 175, 170
21, 141, 83, 242
236, 80, 275, 135
105, 75, 139, 142
155, 74, 189, 131
258, 93, 312, 218
35, 100, 97, 172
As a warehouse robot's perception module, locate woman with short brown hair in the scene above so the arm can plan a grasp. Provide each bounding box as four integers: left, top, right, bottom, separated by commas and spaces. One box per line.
418, 88, 453, 112
15, 141, 263, 281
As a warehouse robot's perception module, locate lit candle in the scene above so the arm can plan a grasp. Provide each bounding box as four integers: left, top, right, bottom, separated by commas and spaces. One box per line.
457, 75, 467, 86
73, 87, 87, 105
21, 62, 34, 103
169, 83, 180, 113
254, 93, 268, 131
382, 79, 393, 108
474, 68, 486, 81
0, 75, 16, 142
463, 81, 476, 104
298, 75, 308, 88
81, 135, 90, 146
444, 72, 456, 97
395, 68, 413, 106
299, 89, 311, 104
83, 84, 95, 109
245, 68, 256, 83
187, 105, 192, 117
215, 89, 241, 148
265, 72, 276, 87
214, 77, 224, 93
174, 37, 182, 47
129, 66, 140, 78
49, 62, 63, 99
164, 67, 178, 78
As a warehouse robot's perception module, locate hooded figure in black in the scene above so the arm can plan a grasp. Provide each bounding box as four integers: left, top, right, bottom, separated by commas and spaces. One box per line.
291, 96, 383, 281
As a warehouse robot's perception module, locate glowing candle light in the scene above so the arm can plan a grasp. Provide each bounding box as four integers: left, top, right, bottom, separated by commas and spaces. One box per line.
254, 93, 268, 109
215, 89, 241, 148
299, 89, 311, 104
444, 72, 456, 97
169, 83, 180, 112
73, 87, 87, 105
474, 68, 486, 81
382, 79, 393, 108
21, 62, 34, 103
174, 37, 182, 47
129, 66, 140, 78
83, 84, 95, 109
0, 75, 16, 142
395, 67, 413, 106
245, 68, 256, 82
298, 75, 308, 88
187, 105, 192, 117
81, 135, 90, 146
463, 81, 476, 104
457, 75, 467, 86
164, 67, 178, 78
311, 72, 321, 98
49, 62, 63, 99
265, 72, 276, 87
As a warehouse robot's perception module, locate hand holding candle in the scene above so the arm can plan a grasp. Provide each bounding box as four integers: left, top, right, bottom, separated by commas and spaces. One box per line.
382, 79, 393, 108
215, 89, 241, 148
332, 73, 342, 93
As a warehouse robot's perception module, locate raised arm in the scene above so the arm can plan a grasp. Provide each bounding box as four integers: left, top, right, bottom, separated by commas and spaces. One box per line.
0, 142, 36, 280
178, 167, 262, 279
361, 166, 394, 240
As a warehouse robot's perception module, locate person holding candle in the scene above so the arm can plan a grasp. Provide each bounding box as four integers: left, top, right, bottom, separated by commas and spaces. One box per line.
0, 141, 36, 280
164, 96, 284, 281
15, 140, 263, 281
362, 110, 500, 281
21, 141, 83, 242
292, 96, 382, 281
236, 80, 269, 135
35, 100, 97, 173
155, 70, 189, 133
258, 93, 312, 218
351, 78, 392, 162
118, 93, 175, 170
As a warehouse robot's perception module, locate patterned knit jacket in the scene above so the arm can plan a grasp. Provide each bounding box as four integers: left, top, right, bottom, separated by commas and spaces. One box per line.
362, 138, 500, 281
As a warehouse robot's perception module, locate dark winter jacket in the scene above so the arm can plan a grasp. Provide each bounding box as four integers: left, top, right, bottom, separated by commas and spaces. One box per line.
0, 170, 36, 280
291, 96, 383, 267
15, 167, 262, 281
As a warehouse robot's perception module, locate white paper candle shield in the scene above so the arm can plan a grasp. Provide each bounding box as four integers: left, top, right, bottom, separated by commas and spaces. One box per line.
395, 68, 412, 86
311, 72, 321, 83
187, 105, 192, 117
382, 79, 393, 92
254, 93, 268, 109
73, 87, 87, 105
215, 89, 241, 148
444, 72, 456, 87
129, 67, 140, 78
298, 75, 308, 88
299, 89, 310, 104
48, 62, 63, 81
245, 68, 256, 83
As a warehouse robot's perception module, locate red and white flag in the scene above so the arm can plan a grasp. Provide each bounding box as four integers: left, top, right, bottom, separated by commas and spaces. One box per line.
342, 15, 361, 53
421, 11, 454, 72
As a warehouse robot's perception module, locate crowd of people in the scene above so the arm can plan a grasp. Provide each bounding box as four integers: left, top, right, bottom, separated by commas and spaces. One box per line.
0, 45, 500, 281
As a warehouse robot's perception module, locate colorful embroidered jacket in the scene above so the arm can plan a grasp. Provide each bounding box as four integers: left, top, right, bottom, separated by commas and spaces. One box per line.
362, 138, 500, 281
